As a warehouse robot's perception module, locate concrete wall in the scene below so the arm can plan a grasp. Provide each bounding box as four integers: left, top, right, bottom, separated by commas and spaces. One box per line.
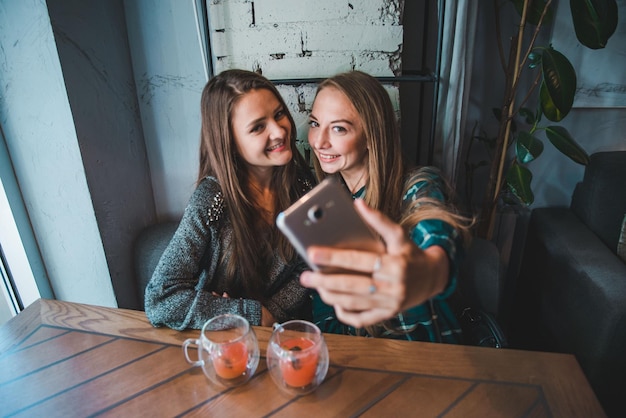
124, 0, 207, 219
47, 0, 156, 309
0, 0, 116, 308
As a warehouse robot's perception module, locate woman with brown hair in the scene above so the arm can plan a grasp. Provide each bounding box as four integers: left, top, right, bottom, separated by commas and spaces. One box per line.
145, 69, 315, 330
301, 70, 472, 343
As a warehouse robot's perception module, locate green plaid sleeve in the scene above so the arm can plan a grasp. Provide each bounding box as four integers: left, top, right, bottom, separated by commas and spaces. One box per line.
403, 172, 465, 299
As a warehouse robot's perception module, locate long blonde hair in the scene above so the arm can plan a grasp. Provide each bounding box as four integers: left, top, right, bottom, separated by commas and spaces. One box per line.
400, 166, 473, 245
311, 71, 473, 337
312, 71, 405, 222
312, 71, 471, 241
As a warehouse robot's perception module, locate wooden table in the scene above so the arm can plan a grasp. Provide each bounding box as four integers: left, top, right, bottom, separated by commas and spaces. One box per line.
0, 299, 604, 417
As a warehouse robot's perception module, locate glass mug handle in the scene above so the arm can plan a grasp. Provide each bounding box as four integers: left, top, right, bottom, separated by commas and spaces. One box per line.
182, 338, 204, 367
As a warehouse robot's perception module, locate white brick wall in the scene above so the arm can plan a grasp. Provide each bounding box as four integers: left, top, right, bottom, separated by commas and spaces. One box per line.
208, 0, 403, 77
207, 0, 403, 151
254, 0, 401, 25
207, 1, 252, 30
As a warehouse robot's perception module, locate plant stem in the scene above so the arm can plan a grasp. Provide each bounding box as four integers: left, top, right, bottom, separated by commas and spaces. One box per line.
479, 0, 530, 239
509, 0, 553, 97
495, 4, 529, 200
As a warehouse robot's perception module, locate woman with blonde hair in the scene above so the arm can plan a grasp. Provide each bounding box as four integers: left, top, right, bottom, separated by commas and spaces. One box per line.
145, 69, 315, 330
301, 70, 471, 342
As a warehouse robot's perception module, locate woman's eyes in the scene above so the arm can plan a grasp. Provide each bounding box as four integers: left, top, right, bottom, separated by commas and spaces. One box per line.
250, 124, 264, 133
307, 120, 345, 133
250, 109, 286, 133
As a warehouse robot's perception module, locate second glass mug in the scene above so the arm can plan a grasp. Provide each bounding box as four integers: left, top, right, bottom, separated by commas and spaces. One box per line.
266, 319, 329, 395
182, 314, 260, 387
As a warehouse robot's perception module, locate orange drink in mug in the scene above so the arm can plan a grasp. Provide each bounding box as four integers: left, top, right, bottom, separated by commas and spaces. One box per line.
211, 340, 249, 379
267, 320, 329, 395
183, 314, 259, 387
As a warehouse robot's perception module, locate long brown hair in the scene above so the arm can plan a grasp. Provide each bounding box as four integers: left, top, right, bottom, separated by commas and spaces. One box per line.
198, 69, 311, 298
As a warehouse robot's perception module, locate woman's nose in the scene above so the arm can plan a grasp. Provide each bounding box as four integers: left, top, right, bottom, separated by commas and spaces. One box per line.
308, 127, 328, 149
268, 119, 287, 139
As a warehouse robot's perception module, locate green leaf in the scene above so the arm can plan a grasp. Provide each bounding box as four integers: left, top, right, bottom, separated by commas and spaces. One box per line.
540, 82, 562, 121
510, 0, 553, 26
545, 125, 590, 165
501, 190, 525, 207
505, 162, 534, 205
570, 0, 618, 49
540, 47, 576, 121
519, 107, 536, 125
516, 131, 544, 163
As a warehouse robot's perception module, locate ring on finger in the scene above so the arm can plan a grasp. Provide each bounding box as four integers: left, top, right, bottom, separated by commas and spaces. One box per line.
368, 283, 377, 294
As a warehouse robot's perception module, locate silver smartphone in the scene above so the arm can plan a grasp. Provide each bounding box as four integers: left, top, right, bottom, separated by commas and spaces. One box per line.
276, 176, 383, 273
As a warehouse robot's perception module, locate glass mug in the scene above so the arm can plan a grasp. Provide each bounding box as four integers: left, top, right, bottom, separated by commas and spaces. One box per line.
183, 314, 260, 387
266, 320, 329, 395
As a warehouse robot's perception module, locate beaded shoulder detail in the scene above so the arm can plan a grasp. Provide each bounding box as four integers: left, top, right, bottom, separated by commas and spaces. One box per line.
207, 190, 224, 223
199, 176, 225, 225
297, 175, 314, 194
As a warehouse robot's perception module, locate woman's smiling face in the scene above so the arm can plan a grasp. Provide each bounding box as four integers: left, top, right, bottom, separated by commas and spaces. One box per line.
231, 88, 293, 175
307, 86, 369, 184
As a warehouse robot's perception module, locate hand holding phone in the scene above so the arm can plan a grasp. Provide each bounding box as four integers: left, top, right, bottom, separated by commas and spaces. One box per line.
276, 177, 383, 273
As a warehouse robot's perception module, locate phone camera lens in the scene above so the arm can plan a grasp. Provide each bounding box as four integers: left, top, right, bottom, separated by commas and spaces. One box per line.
307, 206, 323, 223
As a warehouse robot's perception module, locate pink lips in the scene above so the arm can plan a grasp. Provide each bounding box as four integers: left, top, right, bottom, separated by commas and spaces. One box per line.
267, 142, 286, 153
317, 152, 340, 162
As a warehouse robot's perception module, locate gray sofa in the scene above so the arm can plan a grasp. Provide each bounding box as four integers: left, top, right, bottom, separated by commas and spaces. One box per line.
133, 220, 178, 309
512, 151, 626, 417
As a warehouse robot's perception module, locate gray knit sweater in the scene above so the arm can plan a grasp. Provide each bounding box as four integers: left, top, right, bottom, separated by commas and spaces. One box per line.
144, 176, 313, 330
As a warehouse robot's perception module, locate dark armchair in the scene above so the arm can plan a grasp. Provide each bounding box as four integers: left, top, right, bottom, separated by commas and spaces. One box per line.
512, 151, 626, 417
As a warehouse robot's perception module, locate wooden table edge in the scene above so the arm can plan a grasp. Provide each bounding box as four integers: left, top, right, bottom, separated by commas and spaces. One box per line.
0, 298, 606, 417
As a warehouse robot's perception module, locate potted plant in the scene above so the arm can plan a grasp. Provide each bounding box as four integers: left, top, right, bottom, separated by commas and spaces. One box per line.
473, 0, 618, 239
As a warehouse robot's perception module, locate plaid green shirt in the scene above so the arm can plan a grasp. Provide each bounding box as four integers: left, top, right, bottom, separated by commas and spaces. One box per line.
312, 169, 464, 343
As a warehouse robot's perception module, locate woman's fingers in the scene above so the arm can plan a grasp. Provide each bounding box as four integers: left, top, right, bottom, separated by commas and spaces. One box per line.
211, 291, 229, 298
301, 270, 403, 313
316, 286, 397, 312
307, 247, 385, 275
334, 305, 395, 328
307, 247, 406, 285
299, 201, 426, 325
301, 270, 387, 295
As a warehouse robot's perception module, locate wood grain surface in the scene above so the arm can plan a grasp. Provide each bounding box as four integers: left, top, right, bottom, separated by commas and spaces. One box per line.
0, 299, 605, 417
